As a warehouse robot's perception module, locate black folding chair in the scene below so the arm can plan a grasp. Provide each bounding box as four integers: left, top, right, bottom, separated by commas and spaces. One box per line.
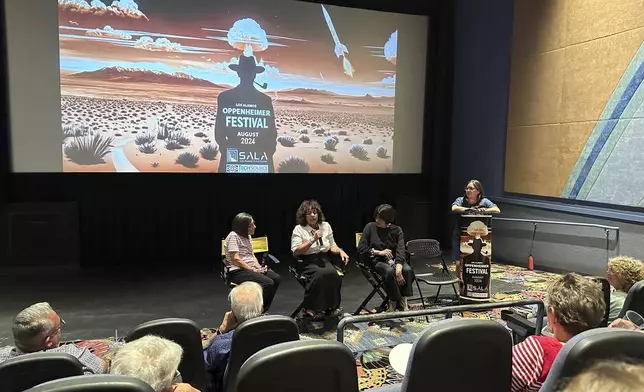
617, 280, 644, 319
288, 254, 346, 319
354, 232, 389, 315
406, 239, 459, 307
25, 375, 154, 392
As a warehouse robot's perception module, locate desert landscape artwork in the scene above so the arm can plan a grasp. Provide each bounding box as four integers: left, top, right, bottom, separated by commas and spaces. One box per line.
58, 0, 399, 173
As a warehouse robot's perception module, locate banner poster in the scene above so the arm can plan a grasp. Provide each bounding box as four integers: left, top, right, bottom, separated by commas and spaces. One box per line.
459, 215, 492, 301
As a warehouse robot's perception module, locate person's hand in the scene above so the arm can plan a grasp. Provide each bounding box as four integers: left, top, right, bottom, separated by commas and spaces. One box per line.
395, 264, 405, 285
340, 250, 349, 265
382, 249, 393, 259
219, 311, 238, 333
312, 230, 322, 241
610, 318, 639, 331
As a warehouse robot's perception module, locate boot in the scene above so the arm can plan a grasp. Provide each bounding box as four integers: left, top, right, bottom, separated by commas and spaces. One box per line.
388, 300, 397, 312
399, 297, 409, 311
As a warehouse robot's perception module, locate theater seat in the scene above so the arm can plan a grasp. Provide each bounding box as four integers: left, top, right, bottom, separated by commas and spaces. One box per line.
235, 340, 358, 392
374, 319, 513, 392
539, 328, 644, 392
617, 280, 644, 319
24, 375, 154, 392
222, 315, 300, 392
0, 352, 84, 392
126, 318, 206, 391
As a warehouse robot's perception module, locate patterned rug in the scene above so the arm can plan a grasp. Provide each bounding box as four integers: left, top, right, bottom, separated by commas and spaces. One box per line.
72, 263, 562, 391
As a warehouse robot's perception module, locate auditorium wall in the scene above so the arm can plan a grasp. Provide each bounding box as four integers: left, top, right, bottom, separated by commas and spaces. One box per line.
451, 0, 644, 275
505, 0, 644, 208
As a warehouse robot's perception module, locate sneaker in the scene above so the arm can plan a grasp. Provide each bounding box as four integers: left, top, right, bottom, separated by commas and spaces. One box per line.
388, 300, 397, 312
326, 308, 344, 317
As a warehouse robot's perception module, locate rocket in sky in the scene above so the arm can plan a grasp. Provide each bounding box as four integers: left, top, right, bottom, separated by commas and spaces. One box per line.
321, 5, 354, 77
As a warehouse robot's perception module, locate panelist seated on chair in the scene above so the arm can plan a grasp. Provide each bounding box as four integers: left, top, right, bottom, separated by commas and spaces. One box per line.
204, 282, 264, 392
511, 273, 605, 392
0, 302, 106, 375
606, 255, 644, 322
224, 212, 281, 312
357, 204, 414, 312
291, 199, 349, 320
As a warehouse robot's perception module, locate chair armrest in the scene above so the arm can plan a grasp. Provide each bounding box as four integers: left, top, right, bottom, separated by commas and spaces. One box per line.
501, 309, 537, 343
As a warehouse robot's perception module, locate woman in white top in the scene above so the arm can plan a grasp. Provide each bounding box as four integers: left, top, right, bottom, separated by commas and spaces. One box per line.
225, 212, 281, 312
291, 200, 349, 319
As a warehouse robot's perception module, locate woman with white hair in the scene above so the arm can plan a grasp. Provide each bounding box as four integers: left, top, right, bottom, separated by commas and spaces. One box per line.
110, 335, 199, 392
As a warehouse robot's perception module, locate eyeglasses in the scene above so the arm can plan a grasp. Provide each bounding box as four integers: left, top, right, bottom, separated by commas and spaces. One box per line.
49, 318, 66, 337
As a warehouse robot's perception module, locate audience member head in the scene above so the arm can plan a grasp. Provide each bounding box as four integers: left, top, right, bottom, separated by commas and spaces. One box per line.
110, 335, 182, 392
12, 302, 64, 352
232, 212, 256, 237
464, 179, 484, 202
374, 204, 396, 226
547, 273, 605, 342
296, 199, 325, 228
607, 256, 644, 293
230, 281, 263, 323
562, 360, 644, 392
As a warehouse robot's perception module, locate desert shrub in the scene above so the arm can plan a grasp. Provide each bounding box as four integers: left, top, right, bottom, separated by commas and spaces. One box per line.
376, 146, 388, 158
363, 138, 373, 145
349, 144, 369, 160
277, 156, 310, 173
150, 162, 159, 168
138, 142, 157, 154
194, 131, 207, 138
313, 128, 325, 135
203, 138, 211, 143
168, 131, 191, 146
135, 132, 156, 146
344, 137, 351, 141
199, 143, 219, 160
176, 151, 200, 168
165, 139, 182, 150
320, 153, 335, 164
299, 128, 308, 134
299, 134, 310, 143
277, 135, 295, 147
156, 120, 176, 140
338, 130, 348, 136
63, 133, 114, 165
324, 136, 338, 151
62, 123, 89, 141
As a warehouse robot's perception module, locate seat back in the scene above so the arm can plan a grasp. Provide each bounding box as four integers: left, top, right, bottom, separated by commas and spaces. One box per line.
25, 375, 154, 392
618, 280, 644, 319
126, 318, 206, 392
402, 319, 512, 392
236, 340, 358, 392
540, 328, 644, 392
223, 315, 299, 392
0, 352, 84, 392
221, 236, 270, 257
406, 239, 442, 259
592, 277, 611, 327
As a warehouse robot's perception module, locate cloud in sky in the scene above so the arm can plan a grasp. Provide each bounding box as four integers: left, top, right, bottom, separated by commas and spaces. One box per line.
384, 30, 397, 65
58, 0, 149, 21
134, 36, 182, 52
381, 74, 396, 84
86, 25, 132, 40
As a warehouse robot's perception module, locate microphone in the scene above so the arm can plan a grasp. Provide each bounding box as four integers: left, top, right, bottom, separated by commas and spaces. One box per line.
310, 229, 323, 247
254, 81, 268, 89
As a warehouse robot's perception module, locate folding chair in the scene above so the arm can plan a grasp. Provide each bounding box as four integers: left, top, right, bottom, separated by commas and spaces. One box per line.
407, 239, 459, 307
220, 236, 279, 288
288, 253, 346, 319
354, 232, 389, 315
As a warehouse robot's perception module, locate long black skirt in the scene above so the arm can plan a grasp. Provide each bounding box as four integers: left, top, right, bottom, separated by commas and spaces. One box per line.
298, 251, 342, 311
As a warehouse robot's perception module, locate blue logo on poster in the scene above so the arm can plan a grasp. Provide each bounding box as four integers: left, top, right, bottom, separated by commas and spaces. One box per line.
227, 148, 238, 162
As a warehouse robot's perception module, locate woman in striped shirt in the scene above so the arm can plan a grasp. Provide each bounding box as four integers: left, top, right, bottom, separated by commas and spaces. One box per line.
511, 273, 605, 392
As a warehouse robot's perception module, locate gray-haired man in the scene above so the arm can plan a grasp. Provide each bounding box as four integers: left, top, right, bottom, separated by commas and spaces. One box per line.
204, 281, 264, 392
0, 302, 106, 374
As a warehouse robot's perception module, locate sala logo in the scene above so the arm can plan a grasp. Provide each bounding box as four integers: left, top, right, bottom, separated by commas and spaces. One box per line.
240, 151, 268, 161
